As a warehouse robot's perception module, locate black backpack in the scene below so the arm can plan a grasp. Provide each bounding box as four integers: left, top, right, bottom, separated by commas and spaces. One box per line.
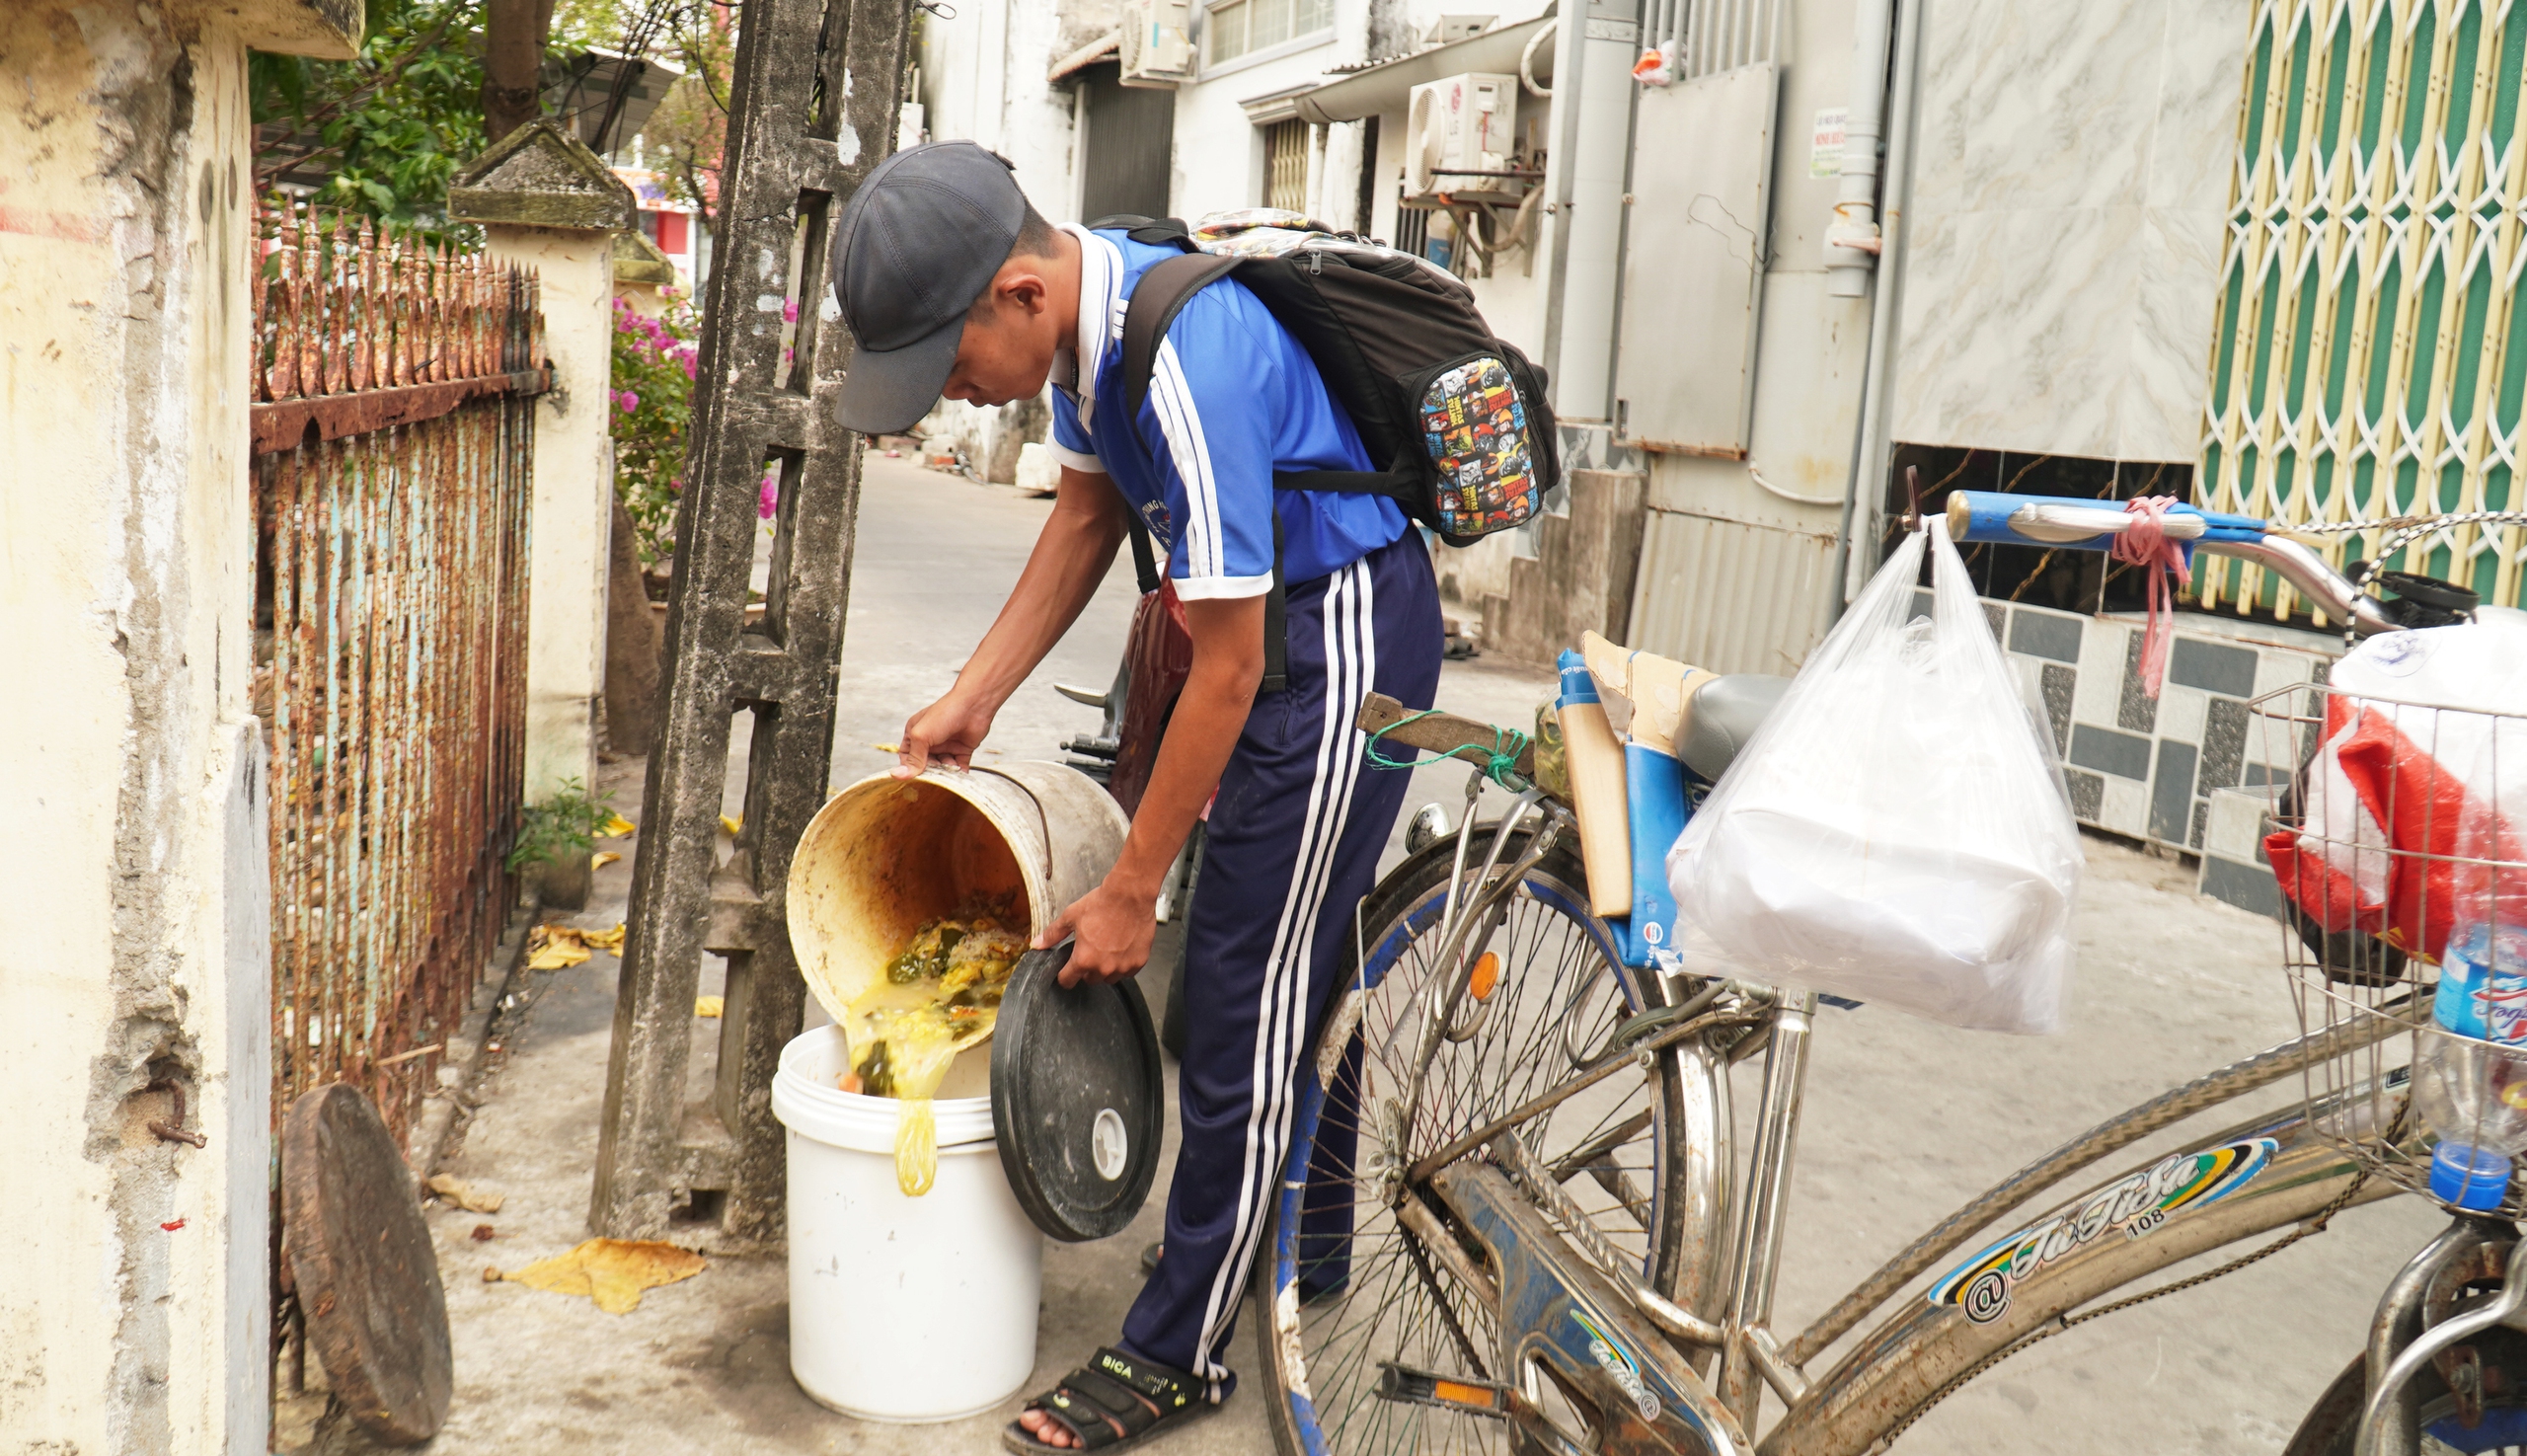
1095, 215, 1561, 550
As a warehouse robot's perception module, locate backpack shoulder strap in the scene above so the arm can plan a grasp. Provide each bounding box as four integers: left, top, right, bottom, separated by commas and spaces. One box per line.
1118, 252, 1244, 418
1084, 214, 1197, 250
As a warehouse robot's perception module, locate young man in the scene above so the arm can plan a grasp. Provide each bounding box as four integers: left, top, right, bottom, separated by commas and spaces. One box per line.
830, 141, 1442, 1451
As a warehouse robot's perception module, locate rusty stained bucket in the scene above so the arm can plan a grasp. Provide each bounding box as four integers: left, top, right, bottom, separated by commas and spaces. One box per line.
785, 761, 1128, 1091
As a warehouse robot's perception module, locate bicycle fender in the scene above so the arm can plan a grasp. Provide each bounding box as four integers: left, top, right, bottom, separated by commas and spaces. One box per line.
1431, 1161, 1751, 1456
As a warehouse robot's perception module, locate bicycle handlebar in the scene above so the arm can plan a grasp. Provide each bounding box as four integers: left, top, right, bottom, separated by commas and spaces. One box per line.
1943, 491, 2402, 638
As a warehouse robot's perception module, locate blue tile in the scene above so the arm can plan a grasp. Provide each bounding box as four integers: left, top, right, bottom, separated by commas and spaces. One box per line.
2065, 768, 2104, 820
2039, 662, 2074, 755
2170, 637, 2258, 698
2069, 723, 2152, 780
2201, 853, 2283, 919
2150, 739, 2198, 842
2008, 609, 2082, 663
2199, 696, 2248, 790
2117, 630, 2158, 733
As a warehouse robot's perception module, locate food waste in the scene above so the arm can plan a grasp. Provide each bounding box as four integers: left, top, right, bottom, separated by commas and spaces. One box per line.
840, 911, 1027, 1195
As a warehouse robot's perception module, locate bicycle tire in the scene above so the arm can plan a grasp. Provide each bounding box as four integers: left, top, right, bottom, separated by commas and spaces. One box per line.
1254, 830, 1694, 1456
2285, 1329, 2527, 1455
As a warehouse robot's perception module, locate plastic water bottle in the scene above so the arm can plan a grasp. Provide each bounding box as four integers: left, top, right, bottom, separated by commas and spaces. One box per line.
2421, 921, 2527, 1209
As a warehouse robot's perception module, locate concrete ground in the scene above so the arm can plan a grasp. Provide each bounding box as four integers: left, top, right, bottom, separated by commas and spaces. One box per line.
304, 456, 2443, 1454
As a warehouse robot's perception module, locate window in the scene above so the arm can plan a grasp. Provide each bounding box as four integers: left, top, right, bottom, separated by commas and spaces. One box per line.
1206, 0, 1334, 68
1264, 119, 1309, 212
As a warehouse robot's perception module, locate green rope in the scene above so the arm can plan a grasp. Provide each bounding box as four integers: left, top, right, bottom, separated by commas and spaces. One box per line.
1363, 710, 1533, 790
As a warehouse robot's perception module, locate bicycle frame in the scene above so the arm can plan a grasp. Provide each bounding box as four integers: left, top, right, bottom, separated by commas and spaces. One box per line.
1376, 776, 2415, 1455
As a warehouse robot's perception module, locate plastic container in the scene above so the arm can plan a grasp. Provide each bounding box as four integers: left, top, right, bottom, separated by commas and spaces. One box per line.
776, 762, 1129, 1419
771, 1024, 1040, 1421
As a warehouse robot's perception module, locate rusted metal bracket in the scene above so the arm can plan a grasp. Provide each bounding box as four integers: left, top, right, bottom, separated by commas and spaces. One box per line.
588, 0, 911, 1246
144, 1078, 209, 1149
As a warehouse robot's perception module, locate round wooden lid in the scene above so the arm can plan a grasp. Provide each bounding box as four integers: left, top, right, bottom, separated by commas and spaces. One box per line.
282, 1083, 453, 1444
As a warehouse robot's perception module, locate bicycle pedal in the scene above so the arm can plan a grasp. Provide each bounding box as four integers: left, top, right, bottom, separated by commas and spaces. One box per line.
1374, 1362, 1509, 1419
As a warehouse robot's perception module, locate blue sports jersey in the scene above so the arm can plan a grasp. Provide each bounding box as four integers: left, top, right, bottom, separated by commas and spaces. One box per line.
1046, 225, 1408, 598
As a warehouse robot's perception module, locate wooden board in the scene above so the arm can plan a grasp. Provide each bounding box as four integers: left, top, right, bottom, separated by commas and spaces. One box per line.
282, 1083, 452, 1445
1354, 692, 1538, 782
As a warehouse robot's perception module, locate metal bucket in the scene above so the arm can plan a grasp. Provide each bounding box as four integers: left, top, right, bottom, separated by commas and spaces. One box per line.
785, 761, 1129, 1081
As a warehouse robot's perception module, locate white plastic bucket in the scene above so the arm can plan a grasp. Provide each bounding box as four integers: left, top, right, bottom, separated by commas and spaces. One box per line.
771, 1025, 1042, 1421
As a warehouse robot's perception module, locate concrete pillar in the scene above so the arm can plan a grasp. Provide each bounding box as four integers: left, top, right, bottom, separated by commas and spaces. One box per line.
0, 4, 357, 1452
614, 228, 681, 317
450, 122, 637, 802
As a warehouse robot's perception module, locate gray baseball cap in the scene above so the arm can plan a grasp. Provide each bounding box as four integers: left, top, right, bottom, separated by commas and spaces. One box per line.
830, 141, 1028, 435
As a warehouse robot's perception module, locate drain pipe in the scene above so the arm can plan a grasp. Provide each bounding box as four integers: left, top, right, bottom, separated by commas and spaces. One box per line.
1824, 0, 1897, 297
1825, 0, 1926, 623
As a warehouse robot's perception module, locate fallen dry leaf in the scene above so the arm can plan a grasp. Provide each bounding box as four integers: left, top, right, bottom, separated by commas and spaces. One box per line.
591, 851, 621, 870
493, 1239, 705, 1314
694, 996, 724, 1018
426, 1175, 504, 1214
470, 1224, 497, 1242
719, 814, 742, 836
524, 925, 591, 970
581, 924, 626, 953
872, 741, 898, 754
600, 814, 637, 838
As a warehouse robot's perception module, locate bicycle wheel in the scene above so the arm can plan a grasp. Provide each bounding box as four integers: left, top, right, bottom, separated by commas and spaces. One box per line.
1256, 829, 1693, 1455
2285, 1329, 2527, 1455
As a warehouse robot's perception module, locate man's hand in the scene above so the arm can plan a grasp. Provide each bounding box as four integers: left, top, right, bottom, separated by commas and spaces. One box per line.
894, 691, 998, 776
1038, 878, 1159, 986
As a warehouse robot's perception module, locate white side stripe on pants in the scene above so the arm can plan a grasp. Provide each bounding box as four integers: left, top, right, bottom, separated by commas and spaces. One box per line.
1187, 560, 1378, 1394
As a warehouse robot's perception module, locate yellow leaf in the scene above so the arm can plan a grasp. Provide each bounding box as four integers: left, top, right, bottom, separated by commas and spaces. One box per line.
494, 1239, 704, 1314
720, 814, 742, 836
872, 741, 898, 754
581, 923, 627, 953
694, 996, 724, 1018
591, 851, 621, 870
425, 1174, 504, 1214
600, 814, 638, 838
524, 926, 590, 970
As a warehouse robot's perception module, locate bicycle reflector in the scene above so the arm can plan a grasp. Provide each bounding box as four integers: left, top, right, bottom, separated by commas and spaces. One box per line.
1376, 1362, 1509, 1419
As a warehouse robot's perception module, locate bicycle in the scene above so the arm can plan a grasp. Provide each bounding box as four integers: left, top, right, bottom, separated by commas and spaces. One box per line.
1254, 491, 2527, 1455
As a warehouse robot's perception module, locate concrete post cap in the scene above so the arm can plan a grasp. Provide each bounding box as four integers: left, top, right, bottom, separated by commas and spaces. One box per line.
448, 119, 639, 233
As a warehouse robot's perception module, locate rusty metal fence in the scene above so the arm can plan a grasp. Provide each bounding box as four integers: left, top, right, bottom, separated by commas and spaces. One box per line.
250, 201, 547, 1145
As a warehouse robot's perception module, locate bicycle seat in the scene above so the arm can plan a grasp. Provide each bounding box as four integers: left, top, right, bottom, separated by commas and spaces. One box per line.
1679, 673, 1790, 781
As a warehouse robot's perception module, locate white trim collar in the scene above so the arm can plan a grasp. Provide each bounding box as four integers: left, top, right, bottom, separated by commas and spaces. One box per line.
1057, 221, 1126, 422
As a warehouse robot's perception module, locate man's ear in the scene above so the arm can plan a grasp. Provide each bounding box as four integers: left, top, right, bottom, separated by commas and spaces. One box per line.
997, 268, 1051, 318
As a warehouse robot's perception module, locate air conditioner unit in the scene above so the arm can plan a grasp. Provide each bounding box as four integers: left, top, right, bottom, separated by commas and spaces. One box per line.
1118, 0, 1194, 87
1406, 72, 1518, 196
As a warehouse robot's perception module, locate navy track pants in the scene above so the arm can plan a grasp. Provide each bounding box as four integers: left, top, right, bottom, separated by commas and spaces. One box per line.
1117, 531, 1443, 1401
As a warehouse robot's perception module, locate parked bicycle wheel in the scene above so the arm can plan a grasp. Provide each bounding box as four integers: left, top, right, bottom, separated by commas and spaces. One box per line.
2286, 1328, 2527, 1455
1255, 828, 1690, 1455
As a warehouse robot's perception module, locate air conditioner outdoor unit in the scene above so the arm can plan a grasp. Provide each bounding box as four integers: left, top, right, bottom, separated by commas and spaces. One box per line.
1118, 0, 1194, 87
1406, 72, 1518, 196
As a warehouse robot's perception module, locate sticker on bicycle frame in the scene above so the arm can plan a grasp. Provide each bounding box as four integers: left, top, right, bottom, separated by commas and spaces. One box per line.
1927, 1137, 2278, 1325
1570, 1309, 1661, 1422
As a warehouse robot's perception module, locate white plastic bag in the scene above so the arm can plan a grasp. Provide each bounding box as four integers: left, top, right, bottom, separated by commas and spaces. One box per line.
1664, 518, 2083, 1033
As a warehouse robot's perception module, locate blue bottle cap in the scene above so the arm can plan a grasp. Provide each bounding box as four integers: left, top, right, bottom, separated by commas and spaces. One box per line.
2430, 1142, 2513, 1211
1557, 649, 1599, 707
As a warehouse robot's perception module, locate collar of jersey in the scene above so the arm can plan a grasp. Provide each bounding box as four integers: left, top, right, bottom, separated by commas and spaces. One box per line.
1056, 222, 1127, 430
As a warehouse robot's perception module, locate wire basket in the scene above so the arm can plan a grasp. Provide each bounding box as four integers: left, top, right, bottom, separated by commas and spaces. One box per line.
2253, 671, 2527, 1218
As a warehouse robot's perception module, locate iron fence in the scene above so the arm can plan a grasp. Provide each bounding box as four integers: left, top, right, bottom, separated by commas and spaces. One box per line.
250, 200, 546, 1146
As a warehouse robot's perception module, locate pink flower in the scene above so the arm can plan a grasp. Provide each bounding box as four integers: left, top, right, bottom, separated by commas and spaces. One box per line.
758, 475, 779, 519
782, 297, 800, 323
618, 390, 640, 414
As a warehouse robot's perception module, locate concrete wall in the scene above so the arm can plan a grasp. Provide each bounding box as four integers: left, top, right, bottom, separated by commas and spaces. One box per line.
1892, 0, 2249, 463
486, 225, 617, 801
0, 1, 350, 1449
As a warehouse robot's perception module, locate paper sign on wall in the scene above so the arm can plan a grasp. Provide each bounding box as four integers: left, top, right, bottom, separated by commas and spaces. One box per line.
1811, 109, 1848, 179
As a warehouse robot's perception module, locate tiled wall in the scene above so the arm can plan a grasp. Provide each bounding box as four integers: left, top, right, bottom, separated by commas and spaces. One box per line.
1945, 591, 2338, 919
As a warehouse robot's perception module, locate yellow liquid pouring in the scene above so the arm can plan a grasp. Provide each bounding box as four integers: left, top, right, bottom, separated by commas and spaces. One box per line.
841, 918, 1026, 1195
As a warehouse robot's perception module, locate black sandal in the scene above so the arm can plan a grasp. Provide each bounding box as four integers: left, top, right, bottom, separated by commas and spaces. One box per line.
1001, 1347, 1214, 1453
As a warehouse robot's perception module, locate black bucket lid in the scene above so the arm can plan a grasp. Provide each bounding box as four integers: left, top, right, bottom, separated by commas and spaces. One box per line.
991, 943, 1165, 1242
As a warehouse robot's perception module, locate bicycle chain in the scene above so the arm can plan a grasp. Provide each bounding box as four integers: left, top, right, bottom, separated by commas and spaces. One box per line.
1869, 1155, 2384, 1452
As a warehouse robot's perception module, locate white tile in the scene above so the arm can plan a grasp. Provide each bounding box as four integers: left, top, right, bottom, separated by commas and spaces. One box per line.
1913, 0, 2167, 214
2073, 620, 2130, 725
2101, 775, 2150, 837
1893, 204, 2144, 460
2146, 0, 2255, 213
2155, 683, 2209, 745
2204, 786, 2272, 863
2012, 651, 2047, 714
2117, 205, 2230, 463
2252, 644, 2323, 700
